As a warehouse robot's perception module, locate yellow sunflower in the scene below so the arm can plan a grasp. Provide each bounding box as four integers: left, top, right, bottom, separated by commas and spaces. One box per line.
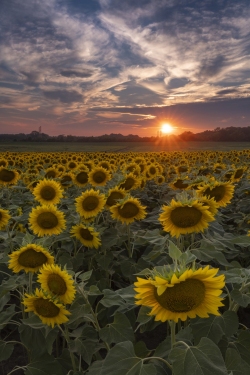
119, 173, 140, 191
169, 178, 189, 190
33, 179, 63, 205
197, 181, 235, 207
60, 173, 74, 188
159, 199, 215, 238
73, 170, 89, 187
44, 167, 59, 179
88, 167, 111, 187
29, 205, 66, 237
0, 208, 11, 230
8, 244, 54, 273
134, 266, 225, 323
75, 189, 106, 219
37, 264, 76, 304
23, 288, 70, 327
0, 167, 19, 186
106, 187, 127, 208
70, 224, 101, 249
110, 197, 146, 224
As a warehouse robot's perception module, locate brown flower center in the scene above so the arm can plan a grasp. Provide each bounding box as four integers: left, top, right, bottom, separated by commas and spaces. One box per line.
45, 170, 56, 178
76, 171, 88, 184
92, 171, 106, 184
204, 185, 226, 202
106, 191, 124, 207
40, 186, 56, 201
37, 212, 59, 228
80, 228, 93, 241
47, 274, 67, 295
234, 169, 244, 179
154, 279, 205, 312
0, 169, 15, 182
82, 196, 99, 211
173, 179, 189, 189
33, 298, 60, 317
170, 206, 202, 228
120, 177, 136, 190
118, 202, 139, 218
18, 249, 48, 268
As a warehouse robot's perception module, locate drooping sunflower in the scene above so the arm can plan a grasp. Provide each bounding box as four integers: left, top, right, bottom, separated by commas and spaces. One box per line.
0, 208, 11, 230
75, 189, 106, 219
197, 181, 235, 207
106, 187, 127, 208
29, 205, 66, 237
159, 199, 215, 238
110, 197, 147, 224
37, 264, 76, 304
119, 173, 140, 191
33, 179, 63, 205
88, 166, 111, 187
23, 288, 70, 327
134, 266, 225, 323
0, 167, 19, 186
60, 173, 74, 188
8, 244, 54, 273
70, 224, 101, 249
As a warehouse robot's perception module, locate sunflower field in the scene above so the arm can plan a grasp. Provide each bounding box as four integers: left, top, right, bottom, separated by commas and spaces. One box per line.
1, 149, 250, 375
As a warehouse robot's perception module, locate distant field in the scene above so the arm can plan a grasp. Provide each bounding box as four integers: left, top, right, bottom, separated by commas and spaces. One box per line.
1, 141, 250, 153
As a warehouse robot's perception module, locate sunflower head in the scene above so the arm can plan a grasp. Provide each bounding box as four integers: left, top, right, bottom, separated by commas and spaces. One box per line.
75, 189, 106, 219
106, 187, 126, 207
0, 208, 11, 230
29, 205, 66, 237
70, 224, 101, 249
8, 244, 54, 273
0, 167, 19, 186
33, 179, 63, 205
88, 166, 111, 187
110, 197, 147, 224
134, 266, 225, 322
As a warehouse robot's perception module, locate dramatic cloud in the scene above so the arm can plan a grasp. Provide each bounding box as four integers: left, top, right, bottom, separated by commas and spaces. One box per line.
0, 0, 249, 136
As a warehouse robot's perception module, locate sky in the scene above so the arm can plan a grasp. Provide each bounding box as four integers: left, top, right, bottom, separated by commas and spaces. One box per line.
0, 0, 250, 137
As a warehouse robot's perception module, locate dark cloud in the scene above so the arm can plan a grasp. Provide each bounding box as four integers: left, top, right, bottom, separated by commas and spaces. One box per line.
198, 55, 227, 79
167, 78, 189, 89
216, 88, 239, 95
60, 69, 93, 78
43, 90, 83, 103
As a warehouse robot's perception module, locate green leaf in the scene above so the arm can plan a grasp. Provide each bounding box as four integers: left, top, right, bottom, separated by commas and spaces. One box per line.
99, 312, 135, 345
0, 340, 14, 361
100, 341, 157, 375
234, 330, 250, 366
69, 338, 99, 365
100, 289, 124, 308
225, 347, 250, 375
191, 311, 239, 345
169, 337, 228, 375
79, 270, 93, 281
24, 354, 65, 375
19, 324, 49, 358
0, 304, 16, 330
168, 240, 182, 261
231, 289, 250, 307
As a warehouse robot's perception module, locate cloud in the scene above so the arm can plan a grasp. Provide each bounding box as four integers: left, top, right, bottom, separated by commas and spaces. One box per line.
60, 69, 93, 78
43, 90, 83, 103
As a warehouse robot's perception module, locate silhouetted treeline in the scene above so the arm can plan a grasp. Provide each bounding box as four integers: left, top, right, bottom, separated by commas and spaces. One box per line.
1, 127, 250, 142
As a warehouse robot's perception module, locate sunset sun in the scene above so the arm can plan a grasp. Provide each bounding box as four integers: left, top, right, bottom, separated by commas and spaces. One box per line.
161, 123, 174, 134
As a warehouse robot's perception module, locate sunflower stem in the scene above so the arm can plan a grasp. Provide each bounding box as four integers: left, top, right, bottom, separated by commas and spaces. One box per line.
170, 320, 176, 348
224, 285, 233, 310
59, 325, 77, 373
28, 272, 33, 294
126, 224, 132, 258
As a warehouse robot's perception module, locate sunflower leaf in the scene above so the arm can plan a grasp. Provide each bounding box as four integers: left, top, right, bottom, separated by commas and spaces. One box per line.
0, 340, 14, 361
168, 240, 182, 261
99, 312, 134, 345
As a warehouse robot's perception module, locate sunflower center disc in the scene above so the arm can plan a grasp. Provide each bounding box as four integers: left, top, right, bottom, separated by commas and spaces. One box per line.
118, 202, 139, 218
234, 169, 243, 179
204, 185, 226, 202
93, 171, 106, 183
61, 175, 72, 186
82, 196, 99, 211
173, 180, 189, 189
0, 212, 2, 220
107, 192, 124, 206
37, 212, 59, 228
45, 171, 56, 178
149, 167, 157, 175
80, 228, 94, 241
18, 249, 48, 268
34, 298, 60, 317
154, 278, 205, 312
76, 172, 88, 184
170, 206, 202, 228
68, 162, 76, 169
47, 274, 67, 295
40, 186, 56, 200
120, 178, 135, 190
0, 169, 15, 182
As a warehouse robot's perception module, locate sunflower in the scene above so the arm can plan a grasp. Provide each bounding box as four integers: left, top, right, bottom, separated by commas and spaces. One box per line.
23, 288, 70, 327
88, 167, 111, 187
197, 181, 235, 207
119, 173, 140, 191
110, 197, 146, 224
60, 173, 74, 188
37, 264, 76, 304
8, 244, 54, 273
70, 224, 101, 249
0, 167, 19, 186
44, 167, 59, 179
169, 178, 189, 190
134, 266, 225, 323
29, 205, 66, 237
74, 170, 89, 187
75, 189, 106, 219
33, 179, 63, 205
106, 187, 127, 208
159, 199, 214, 238
0, 208, 11, 230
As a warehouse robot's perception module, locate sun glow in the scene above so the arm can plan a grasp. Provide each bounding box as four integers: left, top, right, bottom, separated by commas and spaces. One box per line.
161, 123, 174, 134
